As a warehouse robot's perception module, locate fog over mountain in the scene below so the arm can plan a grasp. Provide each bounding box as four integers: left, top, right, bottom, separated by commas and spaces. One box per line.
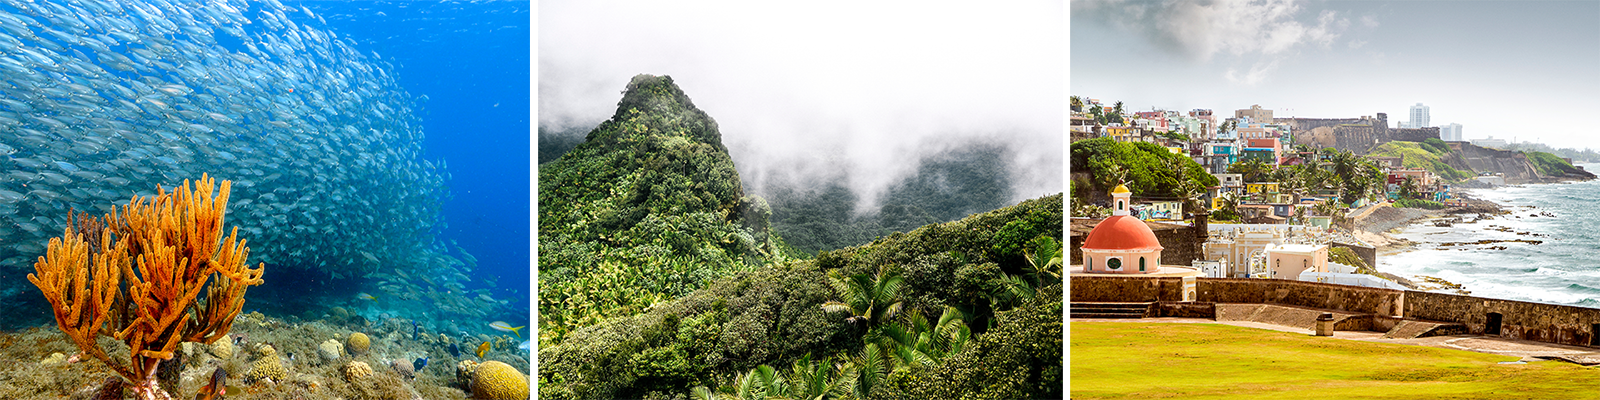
539, 1, 1063, 211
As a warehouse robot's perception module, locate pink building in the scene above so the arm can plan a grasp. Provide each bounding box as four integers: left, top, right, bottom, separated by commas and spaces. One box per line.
1264, 244, 1328, 280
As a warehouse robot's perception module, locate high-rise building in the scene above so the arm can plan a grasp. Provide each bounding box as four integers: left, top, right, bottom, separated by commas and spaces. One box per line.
1440, 123, 1463, 142
1408, 103, 1430, 129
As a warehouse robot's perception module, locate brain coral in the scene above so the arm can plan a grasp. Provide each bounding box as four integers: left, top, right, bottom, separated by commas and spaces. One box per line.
342, 360, 374, 381
470, 361, 529, 400
348, 332, 371, 354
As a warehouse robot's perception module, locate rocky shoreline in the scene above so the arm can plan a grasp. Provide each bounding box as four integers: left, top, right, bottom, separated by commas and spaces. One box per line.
1351, 191, 1514, 293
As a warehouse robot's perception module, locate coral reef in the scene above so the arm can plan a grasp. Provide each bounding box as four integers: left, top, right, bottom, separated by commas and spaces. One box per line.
469, 361, 529, 400
209, 340, 234, 360
342, 360, 374, 381
456, 360, 479, 384
318, 339, 344, 363
0, 309, 530, 399
25, 175, 265, 400
348, 332, 372, 355
244, 345, 286, 383
391, 358, 415, 381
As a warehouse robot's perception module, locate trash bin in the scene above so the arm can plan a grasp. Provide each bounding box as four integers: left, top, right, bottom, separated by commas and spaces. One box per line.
1315, 313, 1334, 336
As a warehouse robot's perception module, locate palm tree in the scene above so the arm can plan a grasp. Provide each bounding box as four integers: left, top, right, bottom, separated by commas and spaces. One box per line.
821, 266, 905, 329
1105, 164, 1129, 187
693, 367, 767, 400
987, 272, 1037, 312
1229, 158, 1272, 183
1281, 172, 1306, 204
1024, 236, 1063, 289
875, 307, 972, 370
847, 343, 889, 400
1213, 192, 1242, 221
1399, 176, 1420, 200
784, 354, 852, 400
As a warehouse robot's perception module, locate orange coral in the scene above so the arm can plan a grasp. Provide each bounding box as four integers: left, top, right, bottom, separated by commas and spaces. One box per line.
28, 174, 265, 400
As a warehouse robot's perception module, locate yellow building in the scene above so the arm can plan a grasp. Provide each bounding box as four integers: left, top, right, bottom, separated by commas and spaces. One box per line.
1106, 125, 1138, 142
1245, 182, 1280, 194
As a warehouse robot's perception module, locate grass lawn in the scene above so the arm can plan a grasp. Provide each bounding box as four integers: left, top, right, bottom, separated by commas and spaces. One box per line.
1072, 322, 1600, 399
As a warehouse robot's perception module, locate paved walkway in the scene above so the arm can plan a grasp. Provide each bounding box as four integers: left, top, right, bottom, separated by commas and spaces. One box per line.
1073, 317, 1600, 364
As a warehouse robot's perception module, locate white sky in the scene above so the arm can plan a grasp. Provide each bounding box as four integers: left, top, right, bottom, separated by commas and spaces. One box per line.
1072, 0, 1600, 151
539, 1, 1065, 207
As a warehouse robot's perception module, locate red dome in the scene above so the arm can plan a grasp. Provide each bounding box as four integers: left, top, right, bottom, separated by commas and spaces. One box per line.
1082, 215, 1163, 251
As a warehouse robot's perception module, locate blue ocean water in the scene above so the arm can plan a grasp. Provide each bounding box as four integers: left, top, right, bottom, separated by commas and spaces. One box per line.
1381, 163, 1600, 306
302, 0, 530, 327
0, 0, 529, 335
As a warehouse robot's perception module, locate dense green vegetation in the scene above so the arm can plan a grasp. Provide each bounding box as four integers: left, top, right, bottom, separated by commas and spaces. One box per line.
1500, 142, 1600, 163
538, 75, 796, 346
1523, 151, 1590, 178
538, 195, 1064, 400
1367, 141, 1473, 182
1395, 198, 1447, 210
765, 143, 1015, 256
1230, 146, 1387, 205
1069, 137, 1216, 207
1074, 322, 1600, 399
1328, 246, 1372, 273
540, 75, 1062, 399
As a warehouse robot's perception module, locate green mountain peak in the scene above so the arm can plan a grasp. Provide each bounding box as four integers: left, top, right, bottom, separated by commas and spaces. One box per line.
538, 74, 789, 346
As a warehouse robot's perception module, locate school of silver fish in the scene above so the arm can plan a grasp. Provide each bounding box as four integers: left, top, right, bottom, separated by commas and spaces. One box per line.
0, 0, 503, 316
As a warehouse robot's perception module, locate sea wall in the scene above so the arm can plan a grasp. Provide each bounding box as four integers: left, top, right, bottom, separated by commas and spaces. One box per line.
1069, 276, 1183, 302
1072, 276, 1600, 347
1072, 276, 1404, 315
1406, 292, 1600, 347
1194, 278, 1404, 316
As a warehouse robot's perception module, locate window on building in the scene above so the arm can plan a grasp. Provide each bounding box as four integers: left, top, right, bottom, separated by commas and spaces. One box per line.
1108, 257, 1122, 270
1087, 257, 1092, 271
1139, 257, 1146, 271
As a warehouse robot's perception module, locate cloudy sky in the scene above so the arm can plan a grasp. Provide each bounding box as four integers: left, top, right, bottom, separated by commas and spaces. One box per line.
1072, 0, 1600, 150
540, 1, 1064, 208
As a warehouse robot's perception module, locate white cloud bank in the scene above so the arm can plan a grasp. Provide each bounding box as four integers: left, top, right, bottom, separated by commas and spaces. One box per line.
541, 1, 1064, 208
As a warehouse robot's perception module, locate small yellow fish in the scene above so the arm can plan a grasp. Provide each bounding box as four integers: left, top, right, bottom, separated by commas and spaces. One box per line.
476, 341, 491, 358
488, 321, 524, 339
356, 293, 377, 301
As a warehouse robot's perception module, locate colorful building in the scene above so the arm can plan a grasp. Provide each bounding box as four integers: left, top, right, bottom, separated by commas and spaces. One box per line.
1263, 244, 1329, 280
1081, 185, 1164, 274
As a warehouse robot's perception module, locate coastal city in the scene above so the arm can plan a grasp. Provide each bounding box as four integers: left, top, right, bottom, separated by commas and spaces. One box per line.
1069, 95, 1600, 397
1070, 98, 1595, 287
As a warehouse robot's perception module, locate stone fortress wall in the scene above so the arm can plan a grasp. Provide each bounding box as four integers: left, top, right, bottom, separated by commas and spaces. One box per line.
1279, 113, 1440, 155
1073, 276, 1600, 347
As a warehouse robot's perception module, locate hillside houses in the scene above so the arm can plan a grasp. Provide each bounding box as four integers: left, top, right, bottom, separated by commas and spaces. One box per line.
1073, 99, 1459, 227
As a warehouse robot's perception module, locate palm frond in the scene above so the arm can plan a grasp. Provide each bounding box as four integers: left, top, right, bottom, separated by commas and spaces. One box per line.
691, 386, 718, 400
820, 301, 853, 315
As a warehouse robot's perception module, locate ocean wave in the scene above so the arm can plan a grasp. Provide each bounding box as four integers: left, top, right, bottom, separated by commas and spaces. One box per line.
1566, 283, 1600, 294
